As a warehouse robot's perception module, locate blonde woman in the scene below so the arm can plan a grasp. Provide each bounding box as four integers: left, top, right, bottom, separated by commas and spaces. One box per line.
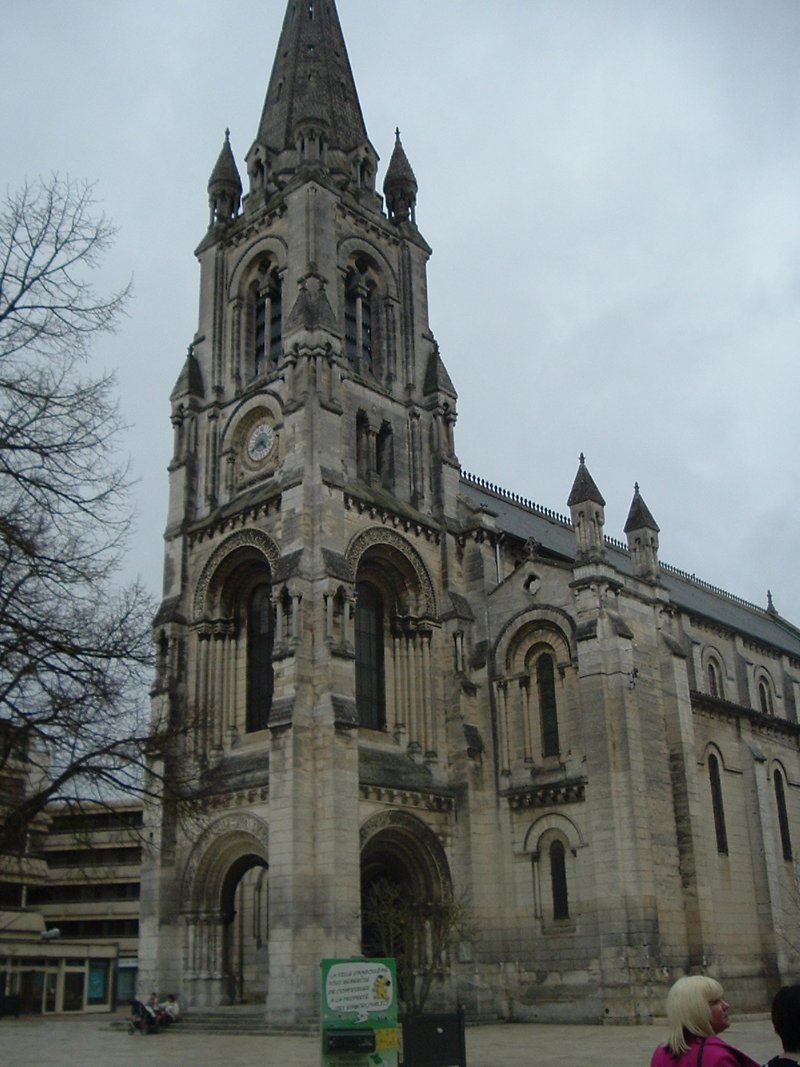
651, 976, 759, 1067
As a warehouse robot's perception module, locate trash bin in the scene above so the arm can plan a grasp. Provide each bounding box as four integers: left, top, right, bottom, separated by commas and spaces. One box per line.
401, 1007, 466, 1067
0, 995, 22, 1018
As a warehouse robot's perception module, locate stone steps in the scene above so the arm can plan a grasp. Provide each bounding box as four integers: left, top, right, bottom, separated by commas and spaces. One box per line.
111, 1007, 317, 1037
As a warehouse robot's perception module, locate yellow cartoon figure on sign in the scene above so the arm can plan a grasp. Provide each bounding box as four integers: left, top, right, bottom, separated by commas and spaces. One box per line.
373, 973, 390, 1002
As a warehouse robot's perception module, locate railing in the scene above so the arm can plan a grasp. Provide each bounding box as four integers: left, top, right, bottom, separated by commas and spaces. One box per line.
460, 469, 768, 616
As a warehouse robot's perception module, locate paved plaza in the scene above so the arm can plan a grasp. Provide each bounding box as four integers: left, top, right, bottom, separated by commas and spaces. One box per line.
0, 1012, 778, 1067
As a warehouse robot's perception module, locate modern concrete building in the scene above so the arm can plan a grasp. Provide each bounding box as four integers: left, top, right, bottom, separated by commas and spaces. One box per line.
0, 725, 135, 1014
138, 0, 800, 1025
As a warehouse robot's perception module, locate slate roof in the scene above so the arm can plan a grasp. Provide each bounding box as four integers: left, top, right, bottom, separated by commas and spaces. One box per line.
624, 484, 660, 533
208, 130, 242, 194
384, 131, 418, 194
460, 473, 800, 659
256, 0, 372, 155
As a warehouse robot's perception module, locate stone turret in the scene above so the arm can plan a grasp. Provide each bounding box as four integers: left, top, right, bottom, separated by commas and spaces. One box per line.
567, 453, 606, 564
624, 483, 660, 581
207, 129, 242, 226
384, 128, 418, 223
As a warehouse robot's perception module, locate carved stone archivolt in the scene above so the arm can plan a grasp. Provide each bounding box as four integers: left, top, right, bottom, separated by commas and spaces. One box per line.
346, 527, 437, 619
493, 605, 576, 676
359, 808, 452, 895
521, 810, 584, 854
181, 811, 270, 911
193, 528, 281, 620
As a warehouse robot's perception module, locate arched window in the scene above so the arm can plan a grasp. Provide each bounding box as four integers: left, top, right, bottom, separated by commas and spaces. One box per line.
356, 410, 371, 482
550, 840, 569, 920
775, 769, 793, 862
355, 581, 385, 730
345, 270, 374, 374
537, 654, 559, 758
707, 660, 721, 698
250, 269, 282, 378
246, 584, 273, 732
758, 679, 773, 716
376, 422, 393, 489
708, 754, 728, 855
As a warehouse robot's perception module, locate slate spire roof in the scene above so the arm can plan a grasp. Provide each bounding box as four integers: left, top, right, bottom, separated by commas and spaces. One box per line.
567, 453, 606, 507
257, 0, 372, 155
384, 128, 417, 191
208, 129, 242, 194
624, 483, 660, 533
384, 128, 418, 222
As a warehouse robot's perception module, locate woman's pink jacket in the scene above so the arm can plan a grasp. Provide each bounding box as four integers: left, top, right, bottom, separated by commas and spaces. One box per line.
652, 1035, 760, 1067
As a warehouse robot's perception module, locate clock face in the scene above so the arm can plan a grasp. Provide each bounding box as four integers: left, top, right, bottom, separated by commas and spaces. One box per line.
246, 421, 275, 463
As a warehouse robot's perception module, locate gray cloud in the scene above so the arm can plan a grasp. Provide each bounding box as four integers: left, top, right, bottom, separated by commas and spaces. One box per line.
4, 0, 798, 619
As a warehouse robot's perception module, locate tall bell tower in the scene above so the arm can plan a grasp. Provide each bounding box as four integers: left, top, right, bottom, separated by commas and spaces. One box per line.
140, 0, 462, 1024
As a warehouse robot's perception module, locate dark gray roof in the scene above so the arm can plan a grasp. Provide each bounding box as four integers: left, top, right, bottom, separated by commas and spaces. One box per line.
624, 484, 660, 533
384, 131, 417, 194
460, 474, 800, 659
208, 131, 242, 194
567, 454, 606, 507
256, 0, 371, 155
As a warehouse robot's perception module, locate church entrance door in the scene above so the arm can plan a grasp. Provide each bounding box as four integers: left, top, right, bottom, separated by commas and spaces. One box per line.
220, 855, 269, 1005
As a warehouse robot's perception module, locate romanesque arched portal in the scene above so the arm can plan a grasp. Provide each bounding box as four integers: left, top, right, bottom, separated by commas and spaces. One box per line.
360, 811, 452, 1012
180, 813, 270, 1007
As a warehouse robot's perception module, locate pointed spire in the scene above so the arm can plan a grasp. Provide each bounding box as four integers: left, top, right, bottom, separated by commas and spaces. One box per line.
567, 454, 606, 565
256, 1, 374, 156
171, 342, 205, 402
423, 343, 456, 399
624, 483, 660, 534
207, 129, 242, 226
624, 483, 660, 581
384, 128, 418, 223
567, 453, 606, 507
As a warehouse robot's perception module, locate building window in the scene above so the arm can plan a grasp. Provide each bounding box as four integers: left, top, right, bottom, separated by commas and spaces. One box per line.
355, 581, 385, 730
707, 660, 721, 698
537, 654, 559, 758
251, 272, 282, 378
775, 769, 793, 861
345, 274, 374, 374
758, 679, 773, 716
376, 422, 393, 489
550, 840, 569, 920
246, 583, 273, 732
708, 754, 728, 855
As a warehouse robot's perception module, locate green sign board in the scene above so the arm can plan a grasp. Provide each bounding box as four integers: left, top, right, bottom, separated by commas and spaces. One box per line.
320, 957, 398, 1067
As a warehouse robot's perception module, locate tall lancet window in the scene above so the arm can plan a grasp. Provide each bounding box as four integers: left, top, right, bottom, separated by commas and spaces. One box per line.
252, 270, 282, 378
775, 769, 793, 862
246, 583, 274, 732
355, 582, 385, 730
550, 840, 569, 920
707, 660, 721, 698
708, 753, 728, 855
758, 678, 774, 716
345, 271, 374, 374
537, 653, 560, 757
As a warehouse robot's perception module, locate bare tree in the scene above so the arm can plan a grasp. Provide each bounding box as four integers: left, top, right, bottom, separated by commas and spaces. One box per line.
362, 877, 475, 1016
0, 176, 156, 857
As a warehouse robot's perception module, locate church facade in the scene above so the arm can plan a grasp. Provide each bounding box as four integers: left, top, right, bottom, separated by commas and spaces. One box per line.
138, 0, 800, 1024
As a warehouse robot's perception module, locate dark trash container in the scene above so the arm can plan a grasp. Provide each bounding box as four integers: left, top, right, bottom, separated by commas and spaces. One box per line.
0, 995, 22, 1018
401, 1006, 466, 1067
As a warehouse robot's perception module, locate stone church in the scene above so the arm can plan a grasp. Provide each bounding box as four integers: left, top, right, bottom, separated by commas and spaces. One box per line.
139, 0, 800, 1025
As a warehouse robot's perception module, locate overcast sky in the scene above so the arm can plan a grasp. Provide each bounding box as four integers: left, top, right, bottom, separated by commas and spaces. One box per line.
5, 0, 800, 622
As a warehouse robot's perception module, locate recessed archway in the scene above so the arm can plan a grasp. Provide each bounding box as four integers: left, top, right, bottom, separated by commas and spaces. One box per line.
180, 814, 270, 1008
220, 854, 269, 1004
360, 812, 452, 1013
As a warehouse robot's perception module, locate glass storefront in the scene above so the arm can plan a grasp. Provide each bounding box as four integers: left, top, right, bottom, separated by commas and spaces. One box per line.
0, 952, 116, 1014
